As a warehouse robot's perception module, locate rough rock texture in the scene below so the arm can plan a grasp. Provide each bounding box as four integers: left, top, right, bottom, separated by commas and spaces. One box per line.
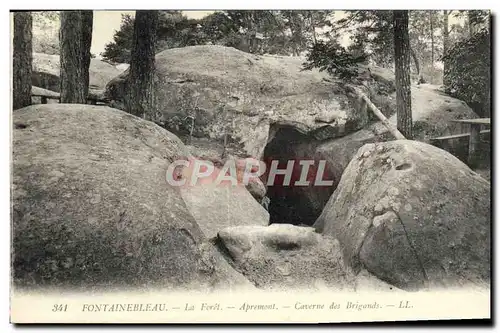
180, 185, 269, 239
32, 52, 123, 92
302, 87, 480, 220
374, 83, 479, 141
12, 104, 253, 291
105, 45, 375, 159
314, 140, 491, 291
217, 224, 356, 291
317, 84, 479, 183
183, 137, 268, 202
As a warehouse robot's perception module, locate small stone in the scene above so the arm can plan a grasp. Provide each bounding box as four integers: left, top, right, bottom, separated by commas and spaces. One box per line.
90, 194, 101, 204
276, 261, 292, 276
87, 216, 98, 225
372, 211, 399, 227
388, 187, 399, 196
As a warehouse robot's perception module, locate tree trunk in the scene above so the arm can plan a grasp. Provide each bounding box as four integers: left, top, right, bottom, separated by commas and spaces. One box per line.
12, 12, 33, 110
126, 10, 158, 120
309, 12, 317, 44
410, 46, 420, 76
60, 11, 86, 103
467, 11, 474, 36
443, 10, 450, 88
80, 11, 93, 101
393, 10, 412, 139
430, 12, 434, 66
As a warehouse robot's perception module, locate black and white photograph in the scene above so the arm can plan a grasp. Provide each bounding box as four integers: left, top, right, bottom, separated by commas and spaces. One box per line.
8, 8, 492, 324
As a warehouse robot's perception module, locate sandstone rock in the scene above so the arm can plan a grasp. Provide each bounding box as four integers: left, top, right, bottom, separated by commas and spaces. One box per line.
180, 184, 269, 240
261, 81, 479, 227
302, 92, 480, 223
374, 85, 479, 140
104, 45, 368, 159
12, 104, 252, 291
314, 140, 490, 291
217, 224, 355, 291
184, 139, 267, 203
115, 63, 130, 71
244, 177, 267, 202
32, 53, 123, 92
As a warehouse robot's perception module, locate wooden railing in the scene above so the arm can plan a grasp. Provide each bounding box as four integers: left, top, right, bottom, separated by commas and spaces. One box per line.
31, 86, 108, 105
430, 118, 491, 167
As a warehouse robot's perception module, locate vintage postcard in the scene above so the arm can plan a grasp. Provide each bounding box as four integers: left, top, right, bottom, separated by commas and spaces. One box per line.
10, 9, 491, 324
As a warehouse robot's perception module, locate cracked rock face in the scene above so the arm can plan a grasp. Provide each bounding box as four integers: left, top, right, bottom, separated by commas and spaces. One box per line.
180, 184, 269, 240
12, 104, 253, 291
314, 140, 490, 291
104, 45, 366, 159
217, 224, 356, 291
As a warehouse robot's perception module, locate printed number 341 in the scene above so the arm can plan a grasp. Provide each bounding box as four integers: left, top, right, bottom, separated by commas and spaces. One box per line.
52, 304, 68, 312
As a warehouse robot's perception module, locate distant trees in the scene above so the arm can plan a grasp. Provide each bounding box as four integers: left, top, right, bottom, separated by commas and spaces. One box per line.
32, 11, 59, 55
393, 10, 412, 139
303, 10, 414, 137
13, 12, 33, 110
333, 11, 395, 67
125, 10, 158, 120
59, 11, 93, 103
303, 40, 367, 80
101, 10, 335, 63
330, 10, 488, 84
442, 10, 451, 87
442, 28, 490, 117
80, 11, 94, 98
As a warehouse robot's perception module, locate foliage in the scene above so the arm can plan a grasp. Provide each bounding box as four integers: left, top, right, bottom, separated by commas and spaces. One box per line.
333, 10, 394, 67
302, 40, 367, 80
101, 10, 336, 63
466, 10, 490, 27
442, 28, 490, 116
101, 14, 135, 63
32, 11, 60, 55
30, 11, 97, 58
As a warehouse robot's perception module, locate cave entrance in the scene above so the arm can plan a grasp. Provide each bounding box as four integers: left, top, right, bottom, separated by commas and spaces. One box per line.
262, 125, 336, 226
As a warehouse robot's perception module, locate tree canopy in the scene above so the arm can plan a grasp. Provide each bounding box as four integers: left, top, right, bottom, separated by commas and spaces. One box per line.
100, 10, 336, 63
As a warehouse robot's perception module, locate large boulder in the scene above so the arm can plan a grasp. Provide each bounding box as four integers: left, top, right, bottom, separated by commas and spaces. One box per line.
216, 224, 401, 291
314, 140, 491, 291
217, 224, 355, 291
104, 45, 375, 159
260, 84, 479, 226
180, 184, 269, 239
183, 137, 267, 203
298, 85, 480, 222
316, 83, 479, 188
371, 83, 479, 141
32, 53, 123, 92
12, 104, 253, 291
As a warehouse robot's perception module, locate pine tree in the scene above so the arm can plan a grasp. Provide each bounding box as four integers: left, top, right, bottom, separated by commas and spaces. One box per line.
60, 11, 93, 103
126, 10, 158, 119
13, 12, 33, 110
80, 11, 93, 98
442, 10, 450, 88
393, 10, 412, 139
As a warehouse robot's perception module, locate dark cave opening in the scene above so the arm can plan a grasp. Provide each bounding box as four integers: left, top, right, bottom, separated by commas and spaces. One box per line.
261, 125, 337, 226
